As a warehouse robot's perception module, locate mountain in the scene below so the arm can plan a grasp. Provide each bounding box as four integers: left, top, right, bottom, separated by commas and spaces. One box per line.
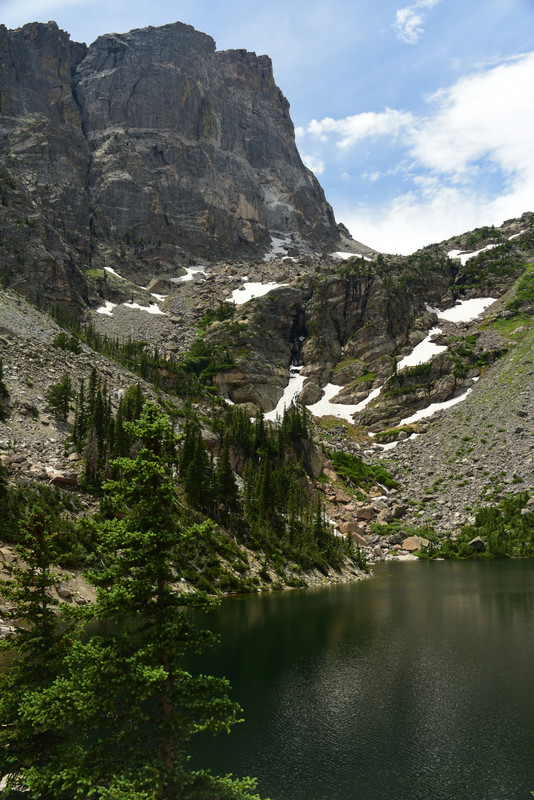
1, 19, 534, 588
0, 20, 361, 312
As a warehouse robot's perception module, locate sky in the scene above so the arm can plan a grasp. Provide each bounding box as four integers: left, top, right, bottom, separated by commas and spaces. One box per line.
1, 0, 533, 254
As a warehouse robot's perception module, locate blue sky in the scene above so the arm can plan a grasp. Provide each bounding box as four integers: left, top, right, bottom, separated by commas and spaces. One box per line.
2, 0, 533, 254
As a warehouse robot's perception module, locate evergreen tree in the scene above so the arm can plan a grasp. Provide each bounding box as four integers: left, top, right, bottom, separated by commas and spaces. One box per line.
215, 440, 239, 513
45, 374, 72, 420
0, 510, 73, 798
83, 426, 100, 485
71, 378, 87, 449
112, 398, 128, 457
18, 404, 264, 800
184, 428, 214, 512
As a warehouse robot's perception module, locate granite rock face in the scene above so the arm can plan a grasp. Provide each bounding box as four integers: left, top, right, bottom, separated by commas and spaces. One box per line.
0, 20, 348, 309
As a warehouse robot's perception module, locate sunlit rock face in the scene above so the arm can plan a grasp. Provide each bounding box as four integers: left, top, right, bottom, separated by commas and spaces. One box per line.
75, 22, 342, 260
0, 20, 345, 309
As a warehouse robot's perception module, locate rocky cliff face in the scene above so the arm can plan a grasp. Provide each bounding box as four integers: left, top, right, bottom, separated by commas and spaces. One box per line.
0, 20, 348, 310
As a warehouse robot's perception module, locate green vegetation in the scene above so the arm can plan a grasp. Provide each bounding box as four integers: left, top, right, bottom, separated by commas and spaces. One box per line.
198, 302, 235, 331
506, 263, 534, 311
370, 519, 439, 544
454, 239, 525, 293
419, 492, 534, 559
84, 268, 106, 280
384, 361, 433, 397
50, 307, 237, 397
0, 406, 266, 800
45, 374, 73, 420
53, 332, 82, 354
489, 312, 533, 338
330, 451, 398, 493
446, 332, 504, 378
373, 425, 414, 443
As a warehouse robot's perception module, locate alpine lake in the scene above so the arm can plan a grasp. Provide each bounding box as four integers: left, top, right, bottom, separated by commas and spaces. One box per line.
187, 560, 534, 800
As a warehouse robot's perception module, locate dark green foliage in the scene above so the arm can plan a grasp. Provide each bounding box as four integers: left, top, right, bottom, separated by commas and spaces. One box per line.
0, 510, 76, 798
0, 475, 93, 567
454, 239, 525, 293
506, 265, 534, 311
198, 302, 235, 330
331, 451, 398, 492
423, 491, 534, 560
215, 440, 239, 515
446, 333, 507, 378
45, 373, 72, 420
384, 361, 433, 397
5, 404, 265, 800
180, 337, 236, 386
173, 519, 255, 594
52, 332, 81, 354
205, 403, 347, 573
49, 307, 236, 398
70, 377, 146, 488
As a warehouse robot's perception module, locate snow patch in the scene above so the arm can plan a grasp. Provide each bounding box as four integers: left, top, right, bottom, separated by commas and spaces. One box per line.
104, 266, 126, 280
332, 251, 373, 262
306, 384, 381, 423
264, 236, 291, 260
431, 297, 496, 323
397, 388, 472, 426
170, 266, 208, 283
447, 244, 499, 265
380, 440, 399, 452
122, 302, 166, 316
264, 367, 306, 422
228, 280, 289, 306
397, 327, 446, 370
96, 300, 116, 317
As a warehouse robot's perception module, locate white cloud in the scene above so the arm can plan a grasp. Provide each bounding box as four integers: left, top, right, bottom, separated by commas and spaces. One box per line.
300, 52, 534, 254
362, 171, 381, 182
411, 53, 534, 180
302, 155, 325, 175
340, 187, 499, 255
392, 0, 443, 45
307, 108, 416, 149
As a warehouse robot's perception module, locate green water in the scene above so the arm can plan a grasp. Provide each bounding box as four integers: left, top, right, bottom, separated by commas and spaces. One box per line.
189, 560, 534, 800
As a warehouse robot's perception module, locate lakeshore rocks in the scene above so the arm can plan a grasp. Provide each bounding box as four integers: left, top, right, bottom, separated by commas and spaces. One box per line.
401, 535, 430, 552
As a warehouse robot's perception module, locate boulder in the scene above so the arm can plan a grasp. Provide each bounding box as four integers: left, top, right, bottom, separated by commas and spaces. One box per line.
402, 535, 430, 552
47, 470, 78, 487
355, 505, 375, 521
291, 438, 325, 479
467, 536, 485, 552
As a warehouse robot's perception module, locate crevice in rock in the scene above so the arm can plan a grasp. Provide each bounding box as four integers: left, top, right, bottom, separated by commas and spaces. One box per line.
289, 309, 307, 365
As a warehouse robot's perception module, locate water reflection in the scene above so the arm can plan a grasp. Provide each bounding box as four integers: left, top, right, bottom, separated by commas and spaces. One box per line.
189, 561, 534, 800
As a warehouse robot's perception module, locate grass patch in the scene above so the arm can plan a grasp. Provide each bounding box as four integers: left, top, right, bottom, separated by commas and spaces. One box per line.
374, 425, 415, 443
330, 451, 398, 491
85, 268, 106, 279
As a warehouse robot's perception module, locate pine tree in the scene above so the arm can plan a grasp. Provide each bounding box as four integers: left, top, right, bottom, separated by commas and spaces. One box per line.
71, 378, 87, 449
184, 429, 214, 512
215, 440, 239, 513
112, 398, 128, 457
17, 403, 265, 800
0, 510, 74, 797
45, 373, 72, 420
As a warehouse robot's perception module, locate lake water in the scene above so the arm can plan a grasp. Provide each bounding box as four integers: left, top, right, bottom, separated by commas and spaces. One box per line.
189, 560, 534, 800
